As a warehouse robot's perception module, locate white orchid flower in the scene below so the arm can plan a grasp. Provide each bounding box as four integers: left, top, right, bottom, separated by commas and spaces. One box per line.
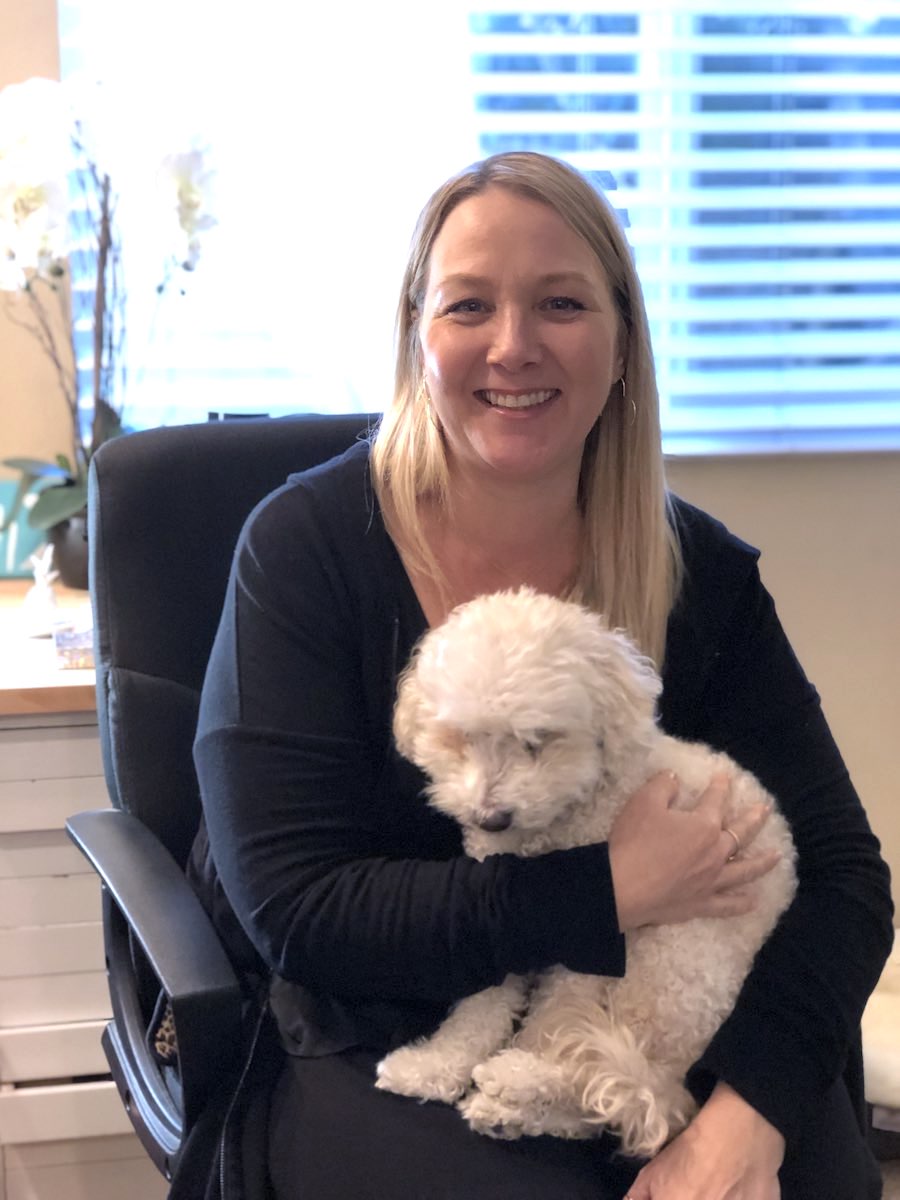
0, 78, 73, 289
158, 148, 217, 272
1, 72, 216, 521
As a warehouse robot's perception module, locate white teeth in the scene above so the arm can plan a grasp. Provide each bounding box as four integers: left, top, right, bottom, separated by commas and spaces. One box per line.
482, 390, 555, 409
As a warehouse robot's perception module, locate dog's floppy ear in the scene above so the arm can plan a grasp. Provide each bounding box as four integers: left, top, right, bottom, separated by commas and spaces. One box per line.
393, 625, 451, 762
585, 626, 662, 731
392, 656, 429, 762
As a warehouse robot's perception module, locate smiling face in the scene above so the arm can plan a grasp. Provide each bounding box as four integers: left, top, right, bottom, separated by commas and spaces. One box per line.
416, 185, 624, 488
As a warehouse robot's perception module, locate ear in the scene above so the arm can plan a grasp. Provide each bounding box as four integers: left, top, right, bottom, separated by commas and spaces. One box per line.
620, 636, 661, 718
392, 661, 428, 762
588, 629, 661, 729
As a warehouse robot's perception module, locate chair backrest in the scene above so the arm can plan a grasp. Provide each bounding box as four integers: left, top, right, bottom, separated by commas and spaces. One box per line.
88, 413, 374, 867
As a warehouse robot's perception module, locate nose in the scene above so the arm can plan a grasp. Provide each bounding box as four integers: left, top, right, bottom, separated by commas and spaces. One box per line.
476, 809, 513, 832
486, 308, 541, 372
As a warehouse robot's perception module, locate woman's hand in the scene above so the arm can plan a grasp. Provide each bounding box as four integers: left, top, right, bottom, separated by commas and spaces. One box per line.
626, 1082, 785, 1200
609, 772, 779, 931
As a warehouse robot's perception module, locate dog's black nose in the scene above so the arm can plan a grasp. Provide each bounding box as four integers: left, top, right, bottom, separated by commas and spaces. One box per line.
477, 810, 513, 832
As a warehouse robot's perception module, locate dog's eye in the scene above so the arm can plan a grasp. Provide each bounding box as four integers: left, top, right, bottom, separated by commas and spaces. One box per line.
519, 730, 559, 758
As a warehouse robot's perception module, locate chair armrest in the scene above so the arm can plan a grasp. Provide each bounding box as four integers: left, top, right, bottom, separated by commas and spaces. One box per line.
66, 808, 244, 1176
67, 808, 238, 1002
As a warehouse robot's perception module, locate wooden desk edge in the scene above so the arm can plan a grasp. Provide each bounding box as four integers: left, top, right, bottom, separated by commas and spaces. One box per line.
0, 682, 97, 717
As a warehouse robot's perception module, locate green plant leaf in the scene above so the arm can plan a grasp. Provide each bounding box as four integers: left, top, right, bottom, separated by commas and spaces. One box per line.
0, 470, 41, 533
1, 457, 70, 478
27, 481, 88, 530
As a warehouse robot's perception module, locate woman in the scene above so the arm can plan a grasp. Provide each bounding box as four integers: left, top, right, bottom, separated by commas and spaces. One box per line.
190, 152, 893, 1199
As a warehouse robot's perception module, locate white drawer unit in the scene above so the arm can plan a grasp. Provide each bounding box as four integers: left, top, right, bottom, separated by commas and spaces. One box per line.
2, 1133, 167, 1200
0, 703, 165, 1199
0, 715, 109, 1076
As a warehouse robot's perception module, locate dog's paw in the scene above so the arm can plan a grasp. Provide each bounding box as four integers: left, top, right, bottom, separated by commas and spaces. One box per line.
472, 1047, 567, 1108
458, 1088, 528, 1140
459, 1085, 592, 1141
375, 1044, 472, 1104
462, 1050, 592, 1140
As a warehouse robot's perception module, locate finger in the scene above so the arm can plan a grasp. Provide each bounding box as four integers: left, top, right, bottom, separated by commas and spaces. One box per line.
724, 802, 774, 852
624, 1173, 651, 1199
642, 769, 679, 809
718, 848, 782, 888
720, 825, 743, 862
692, 772, 730, 822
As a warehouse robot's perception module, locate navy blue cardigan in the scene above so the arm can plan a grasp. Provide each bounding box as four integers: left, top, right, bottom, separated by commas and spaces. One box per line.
191, 440, 893, 1142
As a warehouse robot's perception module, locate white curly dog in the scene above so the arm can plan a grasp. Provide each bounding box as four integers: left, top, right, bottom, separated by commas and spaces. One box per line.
375, 587, 797, 1157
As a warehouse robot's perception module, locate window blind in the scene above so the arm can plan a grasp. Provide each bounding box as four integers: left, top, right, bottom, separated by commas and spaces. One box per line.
57, 2, 900, 452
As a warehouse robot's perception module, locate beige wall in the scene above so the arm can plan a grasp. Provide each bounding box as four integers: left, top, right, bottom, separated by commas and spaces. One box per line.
0, 0, 68, 471
667, 452, 900, 901
3, 5, 898, 899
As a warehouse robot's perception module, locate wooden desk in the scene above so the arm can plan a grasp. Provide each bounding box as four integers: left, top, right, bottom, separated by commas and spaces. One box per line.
0, 581, 95, 716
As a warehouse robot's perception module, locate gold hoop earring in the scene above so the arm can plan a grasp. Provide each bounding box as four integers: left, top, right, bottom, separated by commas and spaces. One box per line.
616, 376, 636, 426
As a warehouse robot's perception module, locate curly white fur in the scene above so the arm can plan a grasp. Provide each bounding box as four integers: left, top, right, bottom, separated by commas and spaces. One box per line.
375, 588, 797, 1157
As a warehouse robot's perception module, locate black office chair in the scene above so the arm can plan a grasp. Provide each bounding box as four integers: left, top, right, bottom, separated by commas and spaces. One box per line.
66, 413, 375, 1188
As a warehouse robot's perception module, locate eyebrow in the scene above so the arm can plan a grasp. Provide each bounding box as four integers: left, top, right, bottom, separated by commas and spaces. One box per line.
435, 271, 598, 291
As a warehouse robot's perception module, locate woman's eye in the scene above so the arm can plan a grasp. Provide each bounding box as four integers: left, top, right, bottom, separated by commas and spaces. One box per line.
446, 299, 486, 315
542, 296, 585, 312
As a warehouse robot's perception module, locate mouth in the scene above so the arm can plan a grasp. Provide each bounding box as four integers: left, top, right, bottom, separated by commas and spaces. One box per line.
476, 389, 559, 411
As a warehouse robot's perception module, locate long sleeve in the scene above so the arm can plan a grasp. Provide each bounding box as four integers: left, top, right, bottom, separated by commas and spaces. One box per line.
193, 450, 625, 1019
680, 562, 894, 1137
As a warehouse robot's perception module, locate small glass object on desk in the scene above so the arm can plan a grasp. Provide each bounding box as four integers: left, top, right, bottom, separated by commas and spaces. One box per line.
52, 608, 95, 670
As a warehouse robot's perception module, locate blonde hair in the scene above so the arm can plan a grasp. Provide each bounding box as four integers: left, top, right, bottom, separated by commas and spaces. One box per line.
371, 151, 681, 665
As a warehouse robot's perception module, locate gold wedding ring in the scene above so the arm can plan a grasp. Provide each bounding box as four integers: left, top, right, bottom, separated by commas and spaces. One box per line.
723, 826, 741, 861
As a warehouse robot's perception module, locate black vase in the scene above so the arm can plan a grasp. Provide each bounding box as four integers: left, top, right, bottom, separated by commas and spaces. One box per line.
48, 512, 89, 590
